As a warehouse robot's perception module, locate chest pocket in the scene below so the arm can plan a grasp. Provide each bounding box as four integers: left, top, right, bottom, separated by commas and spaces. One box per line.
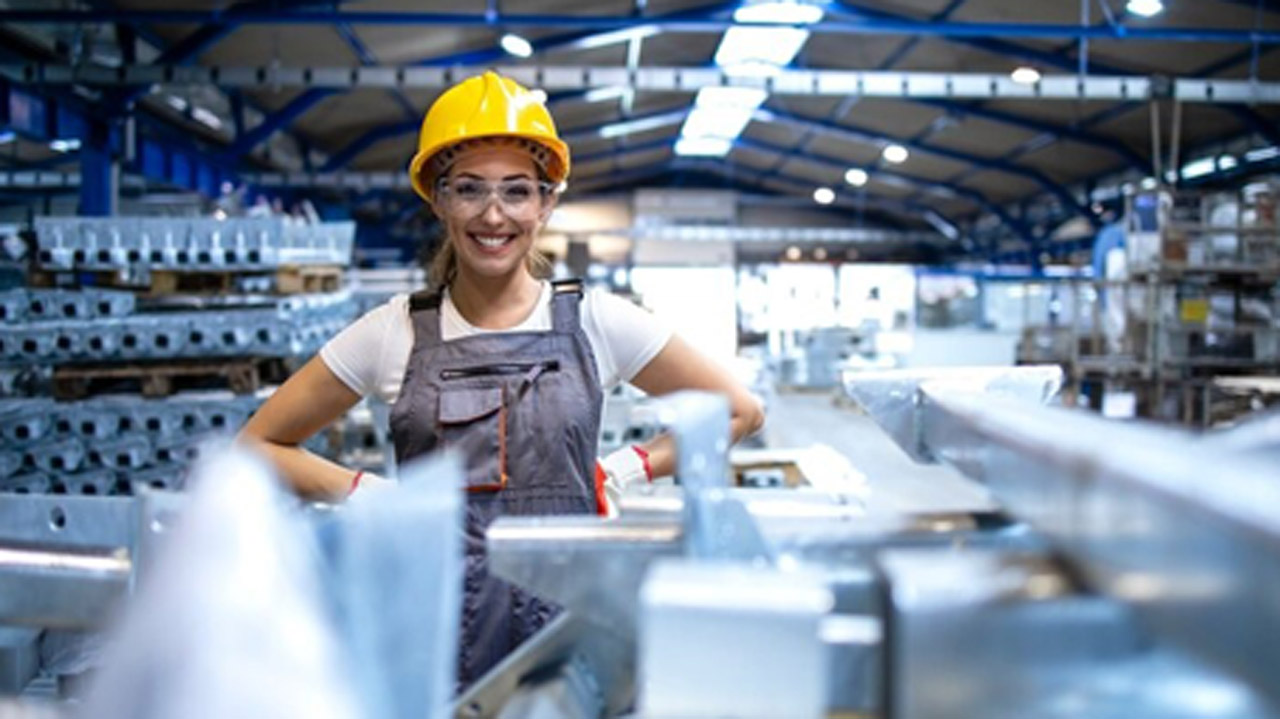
439, 385, 507, 492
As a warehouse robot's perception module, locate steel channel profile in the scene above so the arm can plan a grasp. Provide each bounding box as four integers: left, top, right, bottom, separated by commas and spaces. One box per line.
0, 494, 135, 629
913, 385, 1280, 712
659, 391, 772, 561
841, 365, 1064, 462
332, 450, 465, 719
879, 548, 1269, 719
32, 217, 354, 272
1, 298, 357, 364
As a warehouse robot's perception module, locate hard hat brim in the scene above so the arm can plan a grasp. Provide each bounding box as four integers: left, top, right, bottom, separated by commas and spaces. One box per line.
409, 133, 570, 203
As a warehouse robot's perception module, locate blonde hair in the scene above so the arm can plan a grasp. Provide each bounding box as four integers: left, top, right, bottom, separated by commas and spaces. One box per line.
422, 137, 558, 290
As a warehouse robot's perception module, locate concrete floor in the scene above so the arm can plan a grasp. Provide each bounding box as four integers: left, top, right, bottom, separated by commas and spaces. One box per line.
761, 388, 996, 516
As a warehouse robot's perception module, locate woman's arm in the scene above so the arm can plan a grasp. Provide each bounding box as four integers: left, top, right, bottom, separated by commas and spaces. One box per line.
627, 335, 766, 480
237, 356, 366, 499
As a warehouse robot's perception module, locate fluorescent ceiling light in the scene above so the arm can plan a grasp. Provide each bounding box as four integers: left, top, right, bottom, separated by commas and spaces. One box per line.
166, 95, 188, 112
675, 137, 733, 157
679, 86, 767, 143
1181, 157, 1216, 179
844, 168, 869, 186
1126, 0, 1164, 17
813, 187, 835, 205
50, 138, 80, 153
191, 106, 222, 130
599, 111, 684, 139
1245, 146, 1280, 162
681, 108, 753, 140
574, 25, 660, 51
1218, 155, 1238, 171
583, 86, 630, 103
500, 33, 533, 58
923, 210, 960, 241
0, 131, 14, 145
733, 1, 824, 25
714, 26, 810, 74
1140, 176, 1159, 189
1010, 66, 1041, 84
882, 144, 909, 164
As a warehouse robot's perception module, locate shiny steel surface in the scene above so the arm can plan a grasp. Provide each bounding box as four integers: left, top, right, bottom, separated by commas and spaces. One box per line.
842, 365, 1063, 462
914, 388, 1280, 711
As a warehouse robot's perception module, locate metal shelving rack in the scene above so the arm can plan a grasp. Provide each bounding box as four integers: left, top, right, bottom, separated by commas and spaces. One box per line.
1016, 187, 1280, 426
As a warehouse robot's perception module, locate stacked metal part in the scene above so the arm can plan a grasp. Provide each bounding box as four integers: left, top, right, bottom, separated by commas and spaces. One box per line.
0, 287, 356, 364
33, 217, 354, 271
450, 377, 1280, 719
0, 393, 303, 496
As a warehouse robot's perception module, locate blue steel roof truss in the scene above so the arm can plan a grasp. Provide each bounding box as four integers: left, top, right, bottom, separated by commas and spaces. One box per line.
1, 0, 1278, 255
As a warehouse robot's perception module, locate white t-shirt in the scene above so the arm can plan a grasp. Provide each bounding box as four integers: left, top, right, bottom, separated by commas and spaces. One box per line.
320, 282, 672, 404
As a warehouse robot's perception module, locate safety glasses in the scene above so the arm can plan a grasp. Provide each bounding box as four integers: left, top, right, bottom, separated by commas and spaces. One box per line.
436, 177, 554, 215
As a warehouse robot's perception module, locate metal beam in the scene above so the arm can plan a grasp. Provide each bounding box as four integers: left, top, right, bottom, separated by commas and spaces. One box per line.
415, 1, 735, 68
757, 107, 1094, 225
332, 22, 419, 123
251, 138, 676, 190
735, 135, 1035, 241
222, 88, 338, 160
674, 157, 950, 227
318, 120, 417, 172
912, 99, 1148, 170
830, 0, 1131, 76
876, 0, 970, 71
15, 63, 1280, 105
5, 9, 1280, 43
863, 378, 1280, 709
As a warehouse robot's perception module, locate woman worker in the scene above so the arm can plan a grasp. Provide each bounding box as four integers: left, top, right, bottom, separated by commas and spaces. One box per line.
238, 71, 765, 688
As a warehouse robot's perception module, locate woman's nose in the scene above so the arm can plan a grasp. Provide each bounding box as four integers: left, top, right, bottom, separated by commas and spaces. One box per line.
481, 200, 506, 224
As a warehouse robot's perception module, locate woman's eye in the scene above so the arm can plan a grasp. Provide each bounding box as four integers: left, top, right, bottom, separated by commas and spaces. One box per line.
503, 185, 534, 201
454, 181, 485, 198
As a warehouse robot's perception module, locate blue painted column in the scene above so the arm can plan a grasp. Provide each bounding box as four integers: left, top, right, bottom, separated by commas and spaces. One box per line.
79, 117, 118, 216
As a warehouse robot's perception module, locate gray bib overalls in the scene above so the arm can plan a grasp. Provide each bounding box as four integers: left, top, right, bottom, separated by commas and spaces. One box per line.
388, 279, 602, 688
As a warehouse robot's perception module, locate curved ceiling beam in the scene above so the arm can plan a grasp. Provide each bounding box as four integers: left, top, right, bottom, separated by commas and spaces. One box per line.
734, 136, 1032, 242
222, 88, 338, 160
911, 99, 1148, 171
229, 1, 730, 163
5, 9, 1280, 44
758, 107, 1096, 226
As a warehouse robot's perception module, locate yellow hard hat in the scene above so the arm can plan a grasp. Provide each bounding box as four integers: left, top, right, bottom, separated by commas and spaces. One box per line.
408, 71, 570, 202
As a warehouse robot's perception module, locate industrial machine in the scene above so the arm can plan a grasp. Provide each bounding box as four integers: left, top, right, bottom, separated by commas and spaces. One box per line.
0, 368, 1275, 718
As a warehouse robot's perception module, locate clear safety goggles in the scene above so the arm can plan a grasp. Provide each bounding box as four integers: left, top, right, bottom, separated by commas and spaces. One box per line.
435, 177, 554, 214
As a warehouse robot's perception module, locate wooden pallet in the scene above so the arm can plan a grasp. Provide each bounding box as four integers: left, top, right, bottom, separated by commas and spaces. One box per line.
273, 265, 344, 294
30, 265, 345, 296
52, 357, 289, 400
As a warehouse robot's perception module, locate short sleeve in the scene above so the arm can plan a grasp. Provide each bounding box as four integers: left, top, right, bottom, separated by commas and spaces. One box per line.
582, 289, 673, 389
319, 295, 407, 402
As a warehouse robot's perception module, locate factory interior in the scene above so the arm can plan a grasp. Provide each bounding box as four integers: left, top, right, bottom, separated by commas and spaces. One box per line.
1, 0, 1279, 717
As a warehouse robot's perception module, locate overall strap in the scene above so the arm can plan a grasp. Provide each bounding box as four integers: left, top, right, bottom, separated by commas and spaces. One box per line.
549, 278, 585, 334
406, 289, 445, 345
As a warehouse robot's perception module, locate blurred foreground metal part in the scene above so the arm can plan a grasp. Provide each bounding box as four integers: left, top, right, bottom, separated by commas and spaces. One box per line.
0, 371, 1277, 717
470, 375, 1279, 719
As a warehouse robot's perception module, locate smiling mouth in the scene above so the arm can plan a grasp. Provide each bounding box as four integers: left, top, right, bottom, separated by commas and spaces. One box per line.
469, 233, 515, 250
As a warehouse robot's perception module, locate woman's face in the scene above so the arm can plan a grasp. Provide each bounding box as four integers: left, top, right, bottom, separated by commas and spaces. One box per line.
436, 145, 553, 283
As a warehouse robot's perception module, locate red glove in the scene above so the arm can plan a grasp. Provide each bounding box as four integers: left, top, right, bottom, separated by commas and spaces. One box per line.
593, 445, 652, 517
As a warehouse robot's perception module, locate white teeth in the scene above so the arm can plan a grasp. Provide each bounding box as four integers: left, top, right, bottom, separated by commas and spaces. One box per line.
474, 235, 509, 248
